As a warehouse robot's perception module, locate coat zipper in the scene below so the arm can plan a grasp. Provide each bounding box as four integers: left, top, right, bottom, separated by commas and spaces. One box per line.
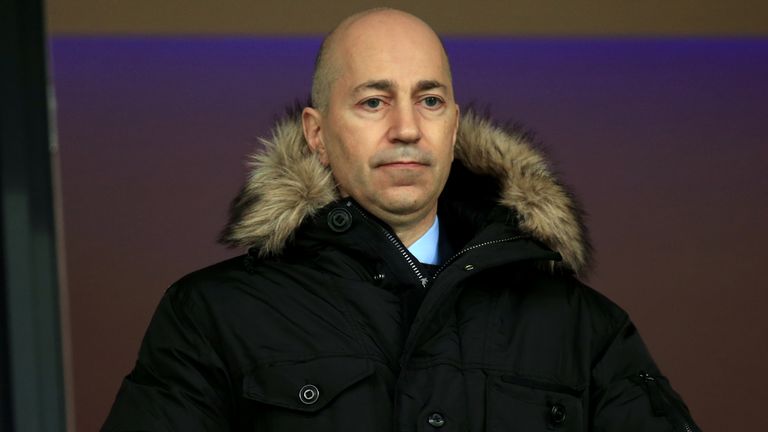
348, 202, 429, 287
350, 201, 531, 288
431, 235, 529, 281
399, 234, 533, 368
637, 371, 699, 432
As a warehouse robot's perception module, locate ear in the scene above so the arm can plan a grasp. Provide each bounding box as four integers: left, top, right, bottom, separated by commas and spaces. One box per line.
302, 107, 329, 165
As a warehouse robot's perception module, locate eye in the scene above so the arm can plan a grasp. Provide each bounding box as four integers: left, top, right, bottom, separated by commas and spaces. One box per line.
421, 96, 444, 109
362, 98, 383, 109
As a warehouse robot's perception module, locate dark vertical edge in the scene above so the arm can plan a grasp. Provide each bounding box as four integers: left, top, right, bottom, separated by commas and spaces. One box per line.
0, 172, 9, 432
0, 0, 68, 429
0, 0, 17, 427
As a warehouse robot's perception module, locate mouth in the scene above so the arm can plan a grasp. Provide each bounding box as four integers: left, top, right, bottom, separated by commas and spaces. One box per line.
376, 160, 429, 168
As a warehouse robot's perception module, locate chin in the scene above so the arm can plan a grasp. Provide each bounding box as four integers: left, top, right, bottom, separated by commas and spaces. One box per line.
377, 195, 430, 216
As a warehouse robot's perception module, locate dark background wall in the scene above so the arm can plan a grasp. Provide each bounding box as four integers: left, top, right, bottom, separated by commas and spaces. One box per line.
47, 2, 768, 431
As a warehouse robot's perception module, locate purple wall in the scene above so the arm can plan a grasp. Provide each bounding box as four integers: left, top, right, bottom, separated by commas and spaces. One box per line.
51, 37, 768, 431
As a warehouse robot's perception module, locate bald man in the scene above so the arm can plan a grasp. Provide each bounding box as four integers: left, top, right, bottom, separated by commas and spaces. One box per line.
103, 8, 699, 432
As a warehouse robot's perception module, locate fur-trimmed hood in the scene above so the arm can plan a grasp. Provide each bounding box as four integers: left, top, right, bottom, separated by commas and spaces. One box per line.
221, 111, 591, 275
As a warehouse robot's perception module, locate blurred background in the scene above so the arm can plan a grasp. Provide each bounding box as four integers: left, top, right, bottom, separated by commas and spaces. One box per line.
3, 1, 767, 431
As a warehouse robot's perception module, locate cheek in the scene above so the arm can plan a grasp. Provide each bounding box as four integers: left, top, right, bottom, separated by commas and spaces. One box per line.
326, 137, 368, 185
434, 125, 457, 161
331, 123, 375, 173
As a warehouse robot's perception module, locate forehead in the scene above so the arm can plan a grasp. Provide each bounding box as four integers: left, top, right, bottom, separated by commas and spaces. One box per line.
331, 15, 451, 91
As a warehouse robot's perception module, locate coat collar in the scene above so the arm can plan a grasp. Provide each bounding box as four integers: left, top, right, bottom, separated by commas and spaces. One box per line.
220, 110, 591, 275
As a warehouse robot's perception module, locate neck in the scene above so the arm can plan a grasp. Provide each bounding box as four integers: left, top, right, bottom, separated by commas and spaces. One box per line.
390, 208, 437, 248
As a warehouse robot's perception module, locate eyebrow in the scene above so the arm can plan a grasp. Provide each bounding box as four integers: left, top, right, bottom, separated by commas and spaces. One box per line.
352, 79, 447, 95
353, 79, 395, 94
414, 80, 446, 92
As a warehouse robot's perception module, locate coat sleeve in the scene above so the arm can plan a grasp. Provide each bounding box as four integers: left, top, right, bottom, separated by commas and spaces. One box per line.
101, 284, 233, 432
589, 316, 701, 432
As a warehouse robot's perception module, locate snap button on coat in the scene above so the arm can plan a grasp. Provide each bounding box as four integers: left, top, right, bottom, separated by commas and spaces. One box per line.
548, 403, 567, 426
327, 208, 352, 232
298, 384, 320, 405
427, 412, 445, 428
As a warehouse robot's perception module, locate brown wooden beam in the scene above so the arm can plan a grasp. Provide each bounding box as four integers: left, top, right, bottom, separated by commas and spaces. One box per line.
47, 0, 768, 36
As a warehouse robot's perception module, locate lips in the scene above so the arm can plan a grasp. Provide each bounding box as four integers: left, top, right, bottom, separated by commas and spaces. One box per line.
380, 161, 425, 166
376, 159, 429, 168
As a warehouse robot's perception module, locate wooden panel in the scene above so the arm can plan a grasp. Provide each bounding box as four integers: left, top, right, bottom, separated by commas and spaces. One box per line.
47, 0, 768, 35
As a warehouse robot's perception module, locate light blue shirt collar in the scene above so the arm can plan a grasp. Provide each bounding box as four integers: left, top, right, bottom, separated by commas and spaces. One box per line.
407, 216, 440, 265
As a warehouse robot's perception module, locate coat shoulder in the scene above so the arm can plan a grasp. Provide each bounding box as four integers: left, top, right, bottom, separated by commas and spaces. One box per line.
169, 254, 303, 303
511, 269, 632, 344
159, 254, 300, 331
522, 270, 628, 320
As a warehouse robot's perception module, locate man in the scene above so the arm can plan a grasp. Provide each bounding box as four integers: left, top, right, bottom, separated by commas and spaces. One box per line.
103, 8, 700, 432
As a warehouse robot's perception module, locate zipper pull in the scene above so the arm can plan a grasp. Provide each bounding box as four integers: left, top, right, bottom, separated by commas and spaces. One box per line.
638, 371, 667, 416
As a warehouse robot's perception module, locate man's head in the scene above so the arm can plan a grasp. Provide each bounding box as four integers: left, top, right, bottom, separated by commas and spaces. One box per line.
302, 8, 459, 244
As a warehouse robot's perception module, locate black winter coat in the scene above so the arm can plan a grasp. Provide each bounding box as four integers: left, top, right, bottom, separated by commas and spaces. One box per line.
103, 113, 700, 431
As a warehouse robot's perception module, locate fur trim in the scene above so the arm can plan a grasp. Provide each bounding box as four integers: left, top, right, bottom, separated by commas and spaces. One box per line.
219, 116, 338, 256
221, 111, 591, 274
455, 112, 591, 274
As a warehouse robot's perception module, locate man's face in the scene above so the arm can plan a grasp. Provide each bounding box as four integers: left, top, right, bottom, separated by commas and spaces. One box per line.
306, 13, 459, 229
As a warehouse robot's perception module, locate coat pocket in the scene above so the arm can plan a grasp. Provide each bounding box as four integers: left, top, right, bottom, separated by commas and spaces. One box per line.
240, 356, 379, 431
241, 356, 374, 413
486, 374, 584, 432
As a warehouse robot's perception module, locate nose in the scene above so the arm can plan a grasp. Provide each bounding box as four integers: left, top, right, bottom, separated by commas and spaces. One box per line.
387, 102, 421, 144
